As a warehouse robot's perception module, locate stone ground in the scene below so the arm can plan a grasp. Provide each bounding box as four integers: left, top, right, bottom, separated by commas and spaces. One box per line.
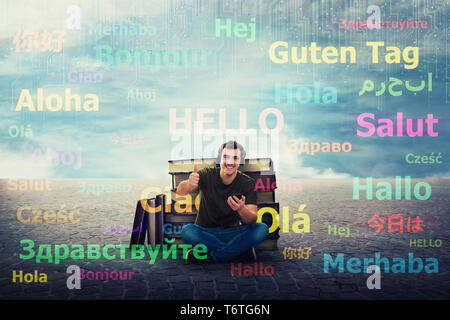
0, 179, 449, 300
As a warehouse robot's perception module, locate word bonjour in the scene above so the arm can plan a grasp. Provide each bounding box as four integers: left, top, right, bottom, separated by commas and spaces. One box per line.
328, 224, 350, 237
282, 247, 311, 260
77, 182, 131, 195
356, 113, 438, 137
32, 147, 82, 170
275, 82, 337, 104
288, 140, 352, 155
13, 29, 66, 53
110, 133, 144, 145
269, 41, 419, 69
359, 73, 432, 97
353, 176, 431, 200
324, 252, 438, 273
12, 270, 47, 283
15, 88, 99, 112
410, 239, 442, 248
8, 179, 51, 191
17, 205, 80, 223
230, 262, 274, 276
215, 18, 256, 43
67, 70, 103, 83
78, 267, 135, 282
19, 239, 207, 264
406, 153, 443, 164
339, 19, 428, 30
9, 125, 32, 138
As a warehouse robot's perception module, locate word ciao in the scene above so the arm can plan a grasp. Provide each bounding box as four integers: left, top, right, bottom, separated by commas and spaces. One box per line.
216, 18, 256, 43
17, 205, 80, 223
12, 270, 47, 283
67, 70, 103, 83
359, 73, 432, 97
368, 215, 423, 233
269, 41, 419, 69
8, 179, 51, 191
19, 239, 207, 264
357, 113, 438, 137
257, 205, 310, 233
410, 239, 442, 248
15, 88, 99, 112
275, 82, 337, 104
230, 262, 274, 276
406, 153, 443, 164
353, 176, 431, 200
282, 247, 311, 260
288, 140, 352, 155
127, 88, 156, 101
77, 182, 131, 195
339, 19, 429, 30
324, 252, 438, 273
9, 125, 32, 138
13, 29, 66, 53
33, 147, 82, 169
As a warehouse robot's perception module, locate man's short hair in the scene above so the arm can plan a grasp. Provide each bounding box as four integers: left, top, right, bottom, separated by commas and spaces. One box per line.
216, 141, 246, 165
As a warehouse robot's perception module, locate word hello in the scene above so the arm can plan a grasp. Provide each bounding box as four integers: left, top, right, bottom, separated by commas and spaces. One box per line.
32, 147, 82, 170
17, 205, 80, 223
257, 205, 310, 233
324, 252, 438, 273
8, 179, 52, 191
353, 176, 431, 200
357, 113, 438, 137
67, 70, 103, 83
9, 124, 32, 138
406, 152, 443, 164
230, 262, 274, 276
215, 18, 256, 42
127, 88, 156, 101
328, 224, 350, 237
12, 270, 47, 283
15, 88, 99, 112
275, 82, 337, 104
410, 239, 442, 248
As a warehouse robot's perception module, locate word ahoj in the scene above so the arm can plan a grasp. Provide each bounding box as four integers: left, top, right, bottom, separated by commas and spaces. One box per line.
368, 215, 423, 233
12, 270, 47, 283
269, 41, 419, 69
282, 247, 311, 260
328, 224, 350, 237
9, 124, 32, 138
410, 239, 442, 248
17, 205, 80, 223
406, 152, 443, 164
32, 147, 82, 170
78, 267, 135, 282
13, 29, 66, 53
366, 265, 381, 290
8, 179, 52, 191
15, 88, 99, 112
163, 223, 183, 235
77, 182, 132, 195
67, 70, 103, 83
288, 140, 352, 155
257, 205, 310, 233
359, 73, 432, 96
230, 262, 274, 276
324, 252, 438, 273
104, 223, 142, 235
353, 176, 431, 200
215, 18, 256, 42
110, 133, 144, 145
127, 88, 156, 101
357, 112, 438, 137
275, 82, 337, 104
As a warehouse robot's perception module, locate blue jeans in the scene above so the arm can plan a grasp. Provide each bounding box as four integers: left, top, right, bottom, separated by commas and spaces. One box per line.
181, 223, 269, 263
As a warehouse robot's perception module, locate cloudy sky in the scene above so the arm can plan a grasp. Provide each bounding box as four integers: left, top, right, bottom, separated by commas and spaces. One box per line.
0, 0, 448, 179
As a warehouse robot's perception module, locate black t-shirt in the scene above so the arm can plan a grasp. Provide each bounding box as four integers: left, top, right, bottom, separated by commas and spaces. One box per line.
195, 167, 257, 228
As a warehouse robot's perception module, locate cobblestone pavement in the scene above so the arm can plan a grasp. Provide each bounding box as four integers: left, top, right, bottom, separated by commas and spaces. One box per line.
0, 179, 449, 300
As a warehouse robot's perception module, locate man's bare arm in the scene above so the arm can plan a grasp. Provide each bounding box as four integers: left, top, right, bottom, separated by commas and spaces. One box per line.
176, 165, 199, 196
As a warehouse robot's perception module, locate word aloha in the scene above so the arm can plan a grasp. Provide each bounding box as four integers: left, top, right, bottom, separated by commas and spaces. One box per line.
368, 215, 423, 233
230, 262, 274, 276
12, 270, 47, 283
77, 182, 131, 195
19, 239, 207, 264
17, 205, 80, 223
104, 223, 142, 235
324, 252, 438, 273
110, 133, 144, 145
288, 140, 352, 155
9, 125, 32, 138
338, 19, 428, 30
359, 73, 432, 96
13, 29, 66, 53
32, 147, 82, 170
406, 153, 443, 164
8, 179, 51, 191
282, 247, 311, 260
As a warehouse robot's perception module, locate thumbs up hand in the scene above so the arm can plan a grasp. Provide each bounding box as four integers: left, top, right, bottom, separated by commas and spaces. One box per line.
188, 165, 199, 189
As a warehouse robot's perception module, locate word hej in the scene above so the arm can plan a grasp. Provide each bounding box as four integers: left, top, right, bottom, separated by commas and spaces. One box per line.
230, 262, 274, 276
410, 239, 442, 248
328, 225, 350, 237
9, 124, 32, 138
269, 42, 419, 69
32, 147, 82, 170
324, 252, 438, 273
13, 30, 66, 53
127, 88, 156, 101
353, 176, 431, 200
8, 179, 51, 191
66, 265, 135, 290
357, 113, 438, 137
12, 270, 47, 283
275, 82, 337, 104
406, 153, 443, 165
282, 247, 311, 260
77, 182, 132, 195
359, 73, 432, 97
215, 18, 256, 43
68, 70, 103, 83
288, 140, 352, 155
17, 205, 80, 223
110, 133, 144, 145
15, 88, 99, 112
19, 239, 207, 264
368, 215, 423, 233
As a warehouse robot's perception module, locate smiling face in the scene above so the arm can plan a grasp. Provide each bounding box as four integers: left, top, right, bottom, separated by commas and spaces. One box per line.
220, 147, 241, 176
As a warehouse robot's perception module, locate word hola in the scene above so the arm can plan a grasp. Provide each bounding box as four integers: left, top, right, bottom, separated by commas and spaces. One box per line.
12, 270, 47, 283
8, 179, 51, 191
17, 205, 80, 223
230, 262, 274, 276
282, 247, 311, 260
353, 176, 431, 200
410, 239, 442, 248
257, 205, 310, 233
288, 140, 352, 155
328, 224, 350, 237
406, 152, 443, 164
9, 124, 32, 138
275, 82, 337, 104
67, 70, 103, 83
15, 88, 99, 112
32, 147, 82, 170
368, 215, 423, 233
359, 73, 432, 96
215, 18, 256, 43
